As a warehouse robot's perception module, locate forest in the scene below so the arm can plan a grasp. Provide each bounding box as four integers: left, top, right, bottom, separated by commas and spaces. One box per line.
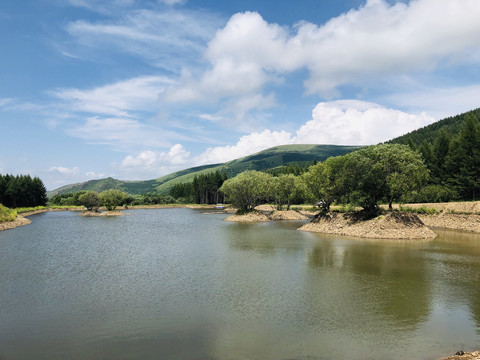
0, 174, 47, 208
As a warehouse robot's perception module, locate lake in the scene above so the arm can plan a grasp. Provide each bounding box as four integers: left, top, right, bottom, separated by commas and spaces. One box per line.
1, 208, 479, 360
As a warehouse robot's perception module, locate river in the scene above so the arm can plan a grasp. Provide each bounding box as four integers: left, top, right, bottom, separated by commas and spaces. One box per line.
0, 208, 479, 359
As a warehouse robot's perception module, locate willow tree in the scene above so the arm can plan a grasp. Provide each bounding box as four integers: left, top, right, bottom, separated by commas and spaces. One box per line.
99, 189, 128, 211
219, 170, 272, 213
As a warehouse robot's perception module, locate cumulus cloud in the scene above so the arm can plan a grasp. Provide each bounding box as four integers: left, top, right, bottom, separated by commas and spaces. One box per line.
385, 84, 480, 120
194, 129, 293, 165
193, 100, 435, 164
163, 1, 480, 101
293, 100, 435, 145
117, 144, 190, 177
49, 166, 80, 176
86, 171, 105, 178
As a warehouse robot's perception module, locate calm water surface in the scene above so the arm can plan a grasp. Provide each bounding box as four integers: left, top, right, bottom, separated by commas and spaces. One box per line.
1, 208, 480, 359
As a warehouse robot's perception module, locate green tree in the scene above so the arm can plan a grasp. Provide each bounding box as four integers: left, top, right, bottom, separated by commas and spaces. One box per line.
99, 189, 128, 211
78, 191, 101, 211
301, 156, 349, 212
271, 174, 297, 210
219, 170, 272, 212
346, 144, 429, 211
445, 113, 480, 200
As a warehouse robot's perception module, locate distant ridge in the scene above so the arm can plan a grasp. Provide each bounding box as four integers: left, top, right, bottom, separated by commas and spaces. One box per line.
48, 144, 359, 196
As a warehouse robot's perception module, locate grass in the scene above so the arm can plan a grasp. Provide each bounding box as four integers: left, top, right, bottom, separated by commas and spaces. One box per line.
0, 204, 17, 222
398, 205, 439, 215
15, 205, 83, 214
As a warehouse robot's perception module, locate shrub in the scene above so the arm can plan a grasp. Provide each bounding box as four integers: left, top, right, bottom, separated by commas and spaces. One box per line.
0, 204, 17, 222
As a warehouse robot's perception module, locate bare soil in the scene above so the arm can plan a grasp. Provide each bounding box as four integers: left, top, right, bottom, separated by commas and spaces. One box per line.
225, 212, 271, 222
0, 216, 31, 231
269, 210, 309, 221
442, 351, 480, 360
299, 211, 437, 240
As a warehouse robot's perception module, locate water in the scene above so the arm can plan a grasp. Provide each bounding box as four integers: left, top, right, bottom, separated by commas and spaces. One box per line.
0, 208, 479, 360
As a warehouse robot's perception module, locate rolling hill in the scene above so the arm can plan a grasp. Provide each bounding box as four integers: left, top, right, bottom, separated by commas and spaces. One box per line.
48, 144, 360, 197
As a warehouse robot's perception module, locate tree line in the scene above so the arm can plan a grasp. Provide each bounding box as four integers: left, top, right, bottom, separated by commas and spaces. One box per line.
0, 174, 47, 208
219, 144, 429, 213
169, 170, 228, 204
407, 113, 480, 202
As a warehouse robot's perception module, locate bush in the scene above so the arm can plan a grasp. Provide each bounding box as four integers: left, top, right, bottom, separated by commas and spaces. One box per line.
402, 184, 458, 203
99, 189, 128, 211
0, 204, 17, 222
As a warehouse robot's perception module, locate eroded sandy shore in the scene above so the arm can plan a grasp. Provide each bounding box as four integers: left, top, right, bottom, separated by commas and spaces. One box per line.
298, 211, 437, 240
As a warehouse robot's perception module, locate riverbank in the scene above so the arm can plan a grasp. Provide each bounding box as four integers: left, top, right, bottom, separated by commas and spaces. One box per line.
298, 211, 437, 240
224, 209, 309, 222
442, 351, 480, 359
79, 210, 128, 217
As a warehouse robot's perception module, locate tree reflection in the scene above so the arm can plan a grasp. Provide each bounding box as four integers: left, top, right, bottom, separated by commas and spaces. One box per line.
304, 238, 432, 330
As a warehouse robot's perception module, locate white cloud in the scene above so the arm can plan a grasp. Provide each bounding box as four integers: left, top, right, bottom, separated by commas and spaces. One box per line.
194, 129, 293, 165
163, 1, 480, 101
52, 76, 173, 117
49, 166, 80, 176
159, 0, 186, 5
65, 8, 222, 69
194, 100, 435, 164
385, 84, 480, 120
67, 116, 171, 149
86, 171, 105, 178
117, 144, 190, 177
293, 100, 435, 145
0, 98, 14, 107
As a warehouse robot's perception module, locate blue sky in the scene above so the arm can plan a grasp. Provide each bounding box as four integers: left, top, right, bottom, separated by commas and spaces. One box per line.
1, 0, 480, 190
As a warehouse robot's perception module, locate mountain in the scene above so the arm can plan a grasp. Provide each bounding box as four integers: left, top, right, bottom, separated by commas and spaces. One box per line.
388, 108, 480, 147
48, 144, 360, 197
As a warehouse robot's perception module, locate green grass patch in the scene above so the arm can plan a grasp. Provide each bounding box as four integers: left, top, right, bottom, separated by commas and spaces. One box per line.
0, 204, 17, 222
399, 205, 439, 215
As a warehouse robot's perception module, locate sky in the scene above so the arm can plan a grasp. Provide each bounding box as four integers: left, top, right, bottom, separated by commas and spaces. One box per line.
1, 0, 480, 190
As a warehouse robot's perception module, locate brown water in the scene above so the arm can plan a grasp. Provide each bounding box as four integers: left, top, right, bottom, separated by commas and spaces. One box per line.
0, 208, 479, 359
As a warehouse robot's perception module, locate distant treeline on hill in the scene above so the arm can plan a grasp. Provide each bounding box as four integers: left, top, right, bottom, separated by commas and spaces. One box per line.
0, 174, 48, 208
390, 110, 480, 202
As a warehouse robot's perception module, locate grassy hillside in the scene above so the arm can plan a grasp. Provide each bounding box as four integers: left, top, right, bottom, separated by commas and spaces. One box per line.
49, 144, 359, 196
47, 177, 160, 197
388, 108, 480, 147
154, 144, 360, 193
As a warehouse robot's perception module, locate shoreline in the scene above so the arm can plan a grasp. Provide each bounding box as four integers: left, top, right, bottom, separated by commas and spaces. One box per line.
3, 202, 480, 237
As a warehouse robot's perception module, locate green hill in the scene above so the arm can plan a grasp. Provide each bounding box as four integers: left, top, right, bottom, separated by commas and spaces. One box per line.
48, 144, 359, 197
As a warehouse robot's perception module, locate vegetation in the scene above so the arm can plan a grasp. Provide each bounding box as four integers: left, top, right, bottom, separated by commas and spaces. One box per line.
219, 171, 272, 212
48, 144, 360, 197
219, 144, 428, 215
78, 191, 101, 211
390, 109, 480, 202
99, 189, 129, 211
0, 174, 47, 208
0, 204, 17, 222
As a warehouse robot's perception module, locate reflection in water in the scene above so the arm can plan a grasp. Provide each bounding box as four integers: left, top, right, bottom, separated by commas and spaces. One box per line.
0, 210, 480, 359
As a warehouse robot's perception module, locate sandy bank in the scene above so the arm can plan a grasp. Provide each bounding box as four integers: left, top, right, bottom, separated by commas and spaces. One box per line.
225, 210, 309, 222
442, 351, 480, 360
269, 210, 309, 221
418, 213, 480, 233
225, 212, 271, 222
0, 216, 31, 231
299, 212, 437, 240
79, 210, 127, 217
